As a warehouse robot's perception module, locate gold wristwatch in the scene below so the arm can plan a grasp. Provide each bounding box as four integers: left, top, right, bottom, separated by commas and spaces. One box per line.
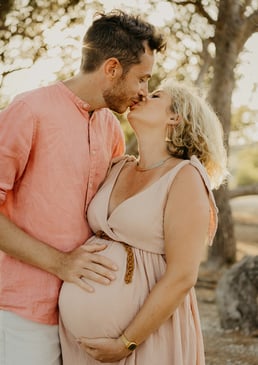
120, 333, 137, 351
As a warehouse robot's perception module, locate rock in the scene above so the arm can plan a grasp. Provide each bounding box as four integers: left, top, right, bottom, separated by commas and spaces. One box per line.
216, 255, 258, 334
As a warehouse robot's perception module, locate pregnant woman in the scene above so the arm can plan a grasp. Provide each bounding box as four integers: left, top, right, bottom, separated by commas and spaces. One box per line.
59, 79, 228, 364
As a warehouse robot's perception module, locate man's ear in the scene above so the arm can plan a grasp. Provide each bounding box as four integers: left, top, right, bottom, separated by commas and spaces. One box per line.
104, 58, 122, 79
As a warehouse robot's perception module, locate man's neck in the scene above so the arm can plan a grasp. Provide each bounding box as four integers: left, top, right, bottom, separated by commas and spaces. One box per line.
63, 73, 105, 110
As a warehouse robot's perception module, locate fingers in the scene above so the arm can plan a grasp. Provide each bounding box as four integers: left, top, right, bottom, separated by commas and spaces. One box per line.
84, 250, 118, 271
81, 244, 118, 271
76, 337, 129, 362
58, 244, 119, 290
70, 253, 118, 291
82, 243, 108, 253
87, 264, 116, 281
80, 264, 116, 284
70, 245, 118, 272
74, 276, 95, 293
74, 270, 114, 292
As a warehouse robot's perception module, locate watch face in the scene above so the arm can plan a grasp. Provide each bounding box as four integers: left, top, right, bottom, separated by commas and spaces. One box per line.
128, 343, 137, 351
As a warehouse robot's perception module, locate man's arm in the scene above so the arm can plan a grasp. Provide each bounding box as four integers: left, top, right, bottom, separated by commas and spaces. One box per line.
0, 213, 118, 292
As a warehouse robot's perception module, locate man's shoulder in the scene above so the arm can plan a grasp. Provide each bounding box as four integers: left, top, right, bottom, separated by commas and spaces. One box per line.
14, 82, 60, 104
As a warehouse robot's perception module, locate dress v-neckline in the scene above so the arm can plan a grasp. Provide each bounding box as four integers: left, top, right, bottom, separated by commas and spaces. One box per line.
106, 157, 189, 220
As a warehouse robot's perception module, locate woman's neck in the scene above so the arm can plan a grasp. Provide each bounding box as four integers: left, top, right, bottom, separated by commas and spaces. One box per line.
136, 142, 171, 171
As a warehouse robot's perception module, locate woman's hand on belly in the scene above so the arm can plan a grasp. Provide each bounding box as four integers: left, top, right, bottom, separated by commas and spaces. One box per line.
77, 336, 132, 362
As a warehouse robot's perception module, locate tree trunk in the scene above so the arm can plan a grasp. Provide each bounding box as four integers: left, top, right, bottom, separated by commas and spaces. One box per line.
208, 186, 236, 265
206, 0, 243, 267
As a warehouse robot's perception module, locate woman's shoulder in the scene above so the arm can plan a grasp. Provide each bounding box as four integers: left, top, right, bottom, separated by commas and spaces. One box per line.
170, 156, 211, 189
173, 161, 206, 192
106, 154, 136, 177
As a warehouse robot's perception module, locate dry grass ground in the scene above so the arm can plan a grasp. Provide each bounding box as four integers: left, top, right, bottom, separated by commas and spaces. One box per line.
197, 195, 258, 365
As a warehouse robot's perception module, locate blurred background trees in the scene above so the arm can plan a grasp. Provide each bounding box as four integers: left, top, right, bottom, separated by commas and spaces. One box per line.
1, 0, 258, 269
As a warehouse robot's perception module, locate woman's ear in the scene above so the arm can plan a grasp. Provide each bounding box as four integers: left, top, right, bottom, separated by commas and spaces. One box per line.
169, 113, 181, 126
104, 58, 122, 79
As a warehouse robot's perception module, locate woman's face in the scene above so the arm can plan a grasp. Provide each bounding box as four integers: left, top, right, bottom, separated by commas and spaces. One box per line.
127, 89, 172, 128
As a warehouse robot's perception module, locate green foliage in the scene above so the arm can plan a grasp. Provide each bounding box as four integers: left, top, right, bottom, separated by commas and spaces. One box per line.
230, 106, 258, 147
1, 0, 258, 123
231, 105, 257, 131
112, 112, 133, 143
0, 0, 216, 106
0, 0, 104, 107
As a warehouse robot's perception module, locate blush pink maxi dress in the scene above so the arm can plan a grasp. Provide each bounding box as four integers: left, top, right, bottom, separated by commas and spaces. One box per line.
59, 156, 218, 365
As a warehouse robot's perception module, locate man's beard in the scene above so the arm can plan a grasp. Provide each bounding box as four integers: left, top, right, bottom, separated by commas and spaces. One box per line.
103, 79, 129, 114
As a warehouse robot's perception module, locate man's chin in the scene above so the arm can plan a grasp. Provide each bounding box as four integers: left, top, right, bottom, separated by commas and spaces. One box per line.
110, 106, 128, 114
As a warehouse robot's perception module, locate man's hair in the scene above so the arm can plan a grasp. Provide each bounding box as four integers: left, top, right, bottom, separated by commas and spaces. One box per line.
80, 10, 166, 74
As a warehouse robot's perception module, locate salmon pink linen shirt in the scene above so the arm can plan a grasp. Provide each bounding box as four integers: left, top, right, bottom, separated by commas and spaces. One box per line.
0, 81, 125, 324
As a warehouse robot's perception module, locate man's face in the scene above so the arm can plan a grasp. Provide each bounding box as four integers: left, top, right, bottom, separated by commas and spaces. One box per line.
103, 47, 155, 113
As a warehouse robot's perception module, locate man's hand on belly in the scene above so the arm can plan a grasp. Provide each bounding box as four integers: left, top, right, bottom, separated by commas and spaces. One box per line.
56, 244, 118, 292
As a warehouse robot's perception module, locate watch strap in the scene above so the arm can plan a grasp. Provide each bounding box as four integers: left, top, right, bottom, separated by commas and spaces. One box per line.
120, 333, 137, 351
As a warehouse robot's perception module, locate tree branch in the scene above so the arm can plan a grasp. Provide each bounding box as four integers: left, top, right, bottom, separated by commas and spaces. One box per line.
0, 66, 29, 80
245, 9, 258, 35
236, 9, 258, 53
240, 0, 253, 16
195, 37, 214, 86
229, 184, 258, 199
0, 0, 13, 28
173, 0, 217, 24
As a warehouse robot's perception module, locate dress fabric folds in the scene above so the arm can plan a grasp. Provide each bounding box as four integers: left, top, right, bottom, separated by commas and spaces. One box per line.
59, 156, 217, 365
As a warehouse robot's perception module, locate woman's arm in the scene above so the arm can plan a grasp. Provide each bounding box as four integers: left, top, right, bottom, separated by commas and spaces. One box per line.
79, 164, 211, 361
123, 164, 210, 343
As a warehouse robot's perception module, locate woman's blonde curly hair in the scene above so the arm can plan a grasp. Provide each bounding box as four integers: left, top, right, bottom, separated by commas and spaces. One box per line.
161, 79, 228, 189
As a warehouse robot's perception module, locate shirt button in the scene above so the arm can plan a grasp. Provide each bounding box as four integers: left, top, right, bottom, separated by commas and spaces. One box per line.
83, 103, 88, 109
89, 182, 93, 188
92, 150, 96, 155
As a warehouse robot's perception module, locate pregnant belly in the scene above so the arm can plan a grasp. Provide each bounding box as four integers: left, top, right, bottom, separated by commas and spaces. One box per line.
59, 240, 146, 339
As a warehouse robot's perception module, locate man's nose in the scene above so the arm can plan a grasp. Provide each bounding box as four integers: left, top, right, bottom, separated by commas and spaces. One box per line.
139, 95, 147, 102
139, 82, 149, 98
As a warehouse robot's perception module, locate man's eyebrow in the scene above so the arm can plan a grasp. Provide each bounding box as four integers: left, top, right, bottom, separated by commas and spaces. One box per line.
141, 74, 151, 80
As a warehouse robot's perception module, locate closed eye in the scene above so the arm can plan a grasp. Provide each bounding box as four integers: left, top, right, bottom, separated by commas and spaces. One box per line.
150, 92, 160, 98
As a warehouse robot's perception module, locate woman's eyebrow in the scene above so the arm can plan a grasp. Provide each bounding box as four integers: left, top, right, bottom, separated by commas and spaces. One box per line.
154, 89, 164, 93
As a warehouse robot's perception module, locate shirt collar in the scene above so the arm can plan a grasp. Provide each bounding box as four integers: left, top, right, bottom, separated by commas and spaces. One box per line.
57, 81, 91, 114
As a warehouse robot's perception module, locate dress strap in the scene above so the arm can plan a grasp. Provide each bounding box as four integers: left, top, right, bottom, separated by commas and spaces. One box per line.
189, 156, 218, 246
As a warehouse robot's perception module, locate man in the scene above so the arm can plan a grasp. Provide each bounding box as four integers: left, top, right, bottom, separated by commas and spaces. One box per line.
0, 9, 166, 365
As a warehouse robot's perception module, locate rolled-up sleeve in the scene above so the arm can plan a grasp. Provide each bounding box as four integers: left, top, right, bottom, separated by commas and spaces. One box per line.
0, 99, 35, 205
